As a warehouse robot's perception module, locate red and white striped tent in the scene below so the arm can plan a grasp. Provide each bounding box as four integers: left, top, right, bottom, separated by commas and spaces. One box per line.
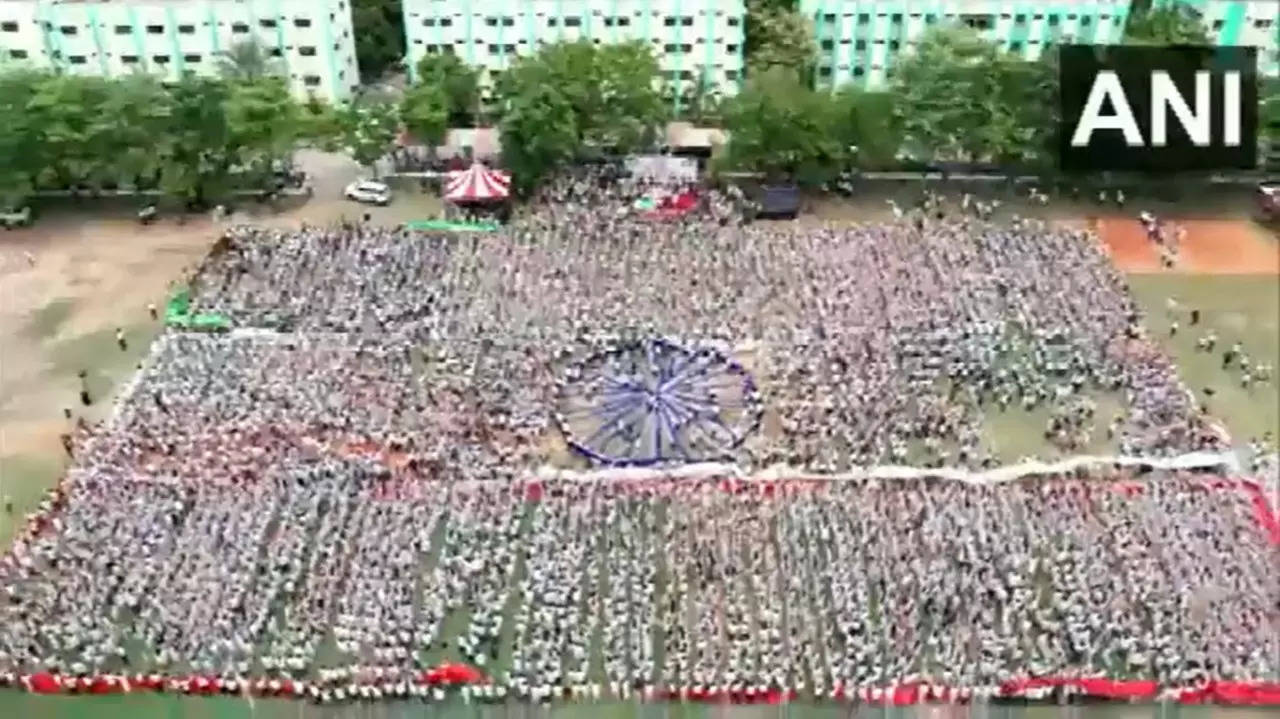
443, 162, 511, 203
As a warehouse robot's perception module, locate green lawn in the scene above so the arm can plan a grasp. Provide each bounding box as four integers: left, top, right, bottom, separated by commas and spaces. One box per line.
1126, 274, 1280, 446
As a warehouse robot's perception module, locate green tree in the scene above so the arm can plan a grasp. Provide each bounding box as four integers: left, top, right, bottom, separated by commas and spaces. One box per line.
336, 99, 399, 173
716, 66, 847, 183
498, 84, 578, 195
888, 27, 1050, 165
0, 70, 47, 206
226, 76, 301, 187
1124, 2, 1212, 45
25, 74, 118, 191
216, 40, 284, 82
496, 40, 665, 153
745, 1, 816, 81
96, 74, 173, 190
399, 82, 449, 147
352, 0, 405, 81
297, 95, 344, 151
413, 53, 481, 125
827, 87, 901, 170
159, 74, 234, 208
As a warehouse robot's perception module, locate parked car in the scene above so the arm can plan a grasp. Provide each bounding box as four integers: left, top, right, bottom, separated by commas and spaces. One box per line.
0, 205, 31, 229
343, 180, 392, 206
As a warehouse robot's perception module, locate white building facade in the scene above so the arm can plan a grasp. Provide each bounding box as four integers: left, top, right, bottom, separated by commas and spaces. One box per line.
402, 0, 746, 116
0, 0, 359, 101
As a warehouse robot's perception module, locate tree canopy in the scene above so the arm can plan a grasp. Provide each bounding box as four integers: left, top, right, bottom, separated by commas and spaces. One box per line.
1123, 3, 1212, 45
399, 83, 449, 149
413, 53, 481, 126
744, 1, 815, 81
888, 27, 1054, 167
494, 40, 666, 190
352, 0, 406, 81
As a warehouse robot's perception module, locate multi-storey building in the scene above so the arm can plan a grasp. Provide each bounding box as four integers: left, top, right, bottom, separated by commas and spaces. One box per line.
801, 1, 1279, 91
1154, 0, 1279, 76
402, 0, 746, 115
801, 1, 1134, 90
0, 0, 359, 102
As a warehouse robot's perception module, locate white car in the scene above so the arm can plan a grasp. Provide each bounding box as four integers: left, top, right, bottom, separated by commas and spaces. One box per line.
0, 205, 31, 229
343, 180, 391, 206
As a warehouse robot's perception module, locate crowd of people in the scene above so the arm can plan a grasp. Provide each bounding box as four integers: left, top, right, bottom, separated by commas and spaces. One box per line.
1, 472, 1276, 700
0, 168, 1275, 703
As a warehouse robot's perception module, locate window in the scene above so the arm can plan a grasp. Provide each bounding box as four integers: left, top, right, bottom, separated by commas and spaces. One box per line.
925, 14, 937, 24
888, 40, 899, 51
727, 17, 739, 27
604, 17, 614, 27
855, 40, 866, 50
617, 17, 630, 27
1010, 41, 1023, 52
423, 18, 435, 26
299, 45, 316, 56
664, 16, 675, 27
260, 19, 277, 29
425, 43, 437, 52
962, 14, 991, 31
679, 70, 692, 80
502, 17, 514, 27
664, 43, 677, 52
858, 13, 869, 24
485, 16, 497, 27
818, 66, 832, 77
890, 13, 902, 24
153, 54, 170, 64
1254, 19, 1273, 29
9, 49, 27, 59
269, 47, 283, 57
564, 17, 581, 27
725, 69, 738, 80
121, 54, 138, 63
547, 18, 557, 27
147, 24, 163, 34
303, 75, 321, 86
177, 24, 194, 34
1081, 16, 1092, 26
1014, 14, 1026, 24
488, 44, 499, 53
820, 39, 833, 51
294, 18, 311, 28
60, 25, 77, 35
440, 18, 451, 27
1047, 15, 1059, 26
681, 16, 692, 27
232, 22, 249, 33
726, 44, 738, 53
1212, 19, 1225, 31
852, 66, 864, 77
505, 44, 515, 53
184, 53, 200, 63
1, 21, 18, 32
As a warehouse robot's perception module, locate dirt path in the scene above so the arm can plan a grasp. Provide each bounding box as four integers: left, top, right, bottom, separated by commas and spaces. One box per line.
1094, 217, 1279, 275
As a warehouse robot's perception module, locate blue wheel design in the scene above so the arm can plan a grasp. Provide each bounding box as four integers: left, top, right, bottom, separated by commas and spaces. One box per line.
554, 338, 762, 466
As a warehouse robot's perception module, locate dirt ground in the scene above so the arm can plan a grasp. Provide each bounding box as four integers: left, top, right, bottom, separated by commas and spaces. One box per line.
0, 151, 442, 542
1094, 217, 1280, 274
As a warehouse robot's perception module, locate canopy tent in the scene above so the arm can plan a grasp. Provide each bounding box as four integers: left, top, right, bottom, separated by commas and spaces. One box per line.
444, 163, 511, 203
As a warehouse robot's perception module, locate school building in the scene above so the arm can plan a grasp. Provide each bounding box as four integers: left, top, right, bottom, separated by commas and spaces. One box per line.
402, 0, 747, 115
0, 0, 360, 101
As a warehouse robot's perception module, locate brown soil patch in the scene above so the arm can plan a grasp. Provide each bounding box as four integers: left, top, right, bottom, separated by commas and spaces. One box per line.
1095, 217, 1279, 275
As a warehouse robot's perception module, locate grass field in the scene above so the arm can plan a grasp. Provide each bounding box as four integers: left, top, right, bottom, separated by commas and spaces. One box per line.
1126, 274, 1280, 445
